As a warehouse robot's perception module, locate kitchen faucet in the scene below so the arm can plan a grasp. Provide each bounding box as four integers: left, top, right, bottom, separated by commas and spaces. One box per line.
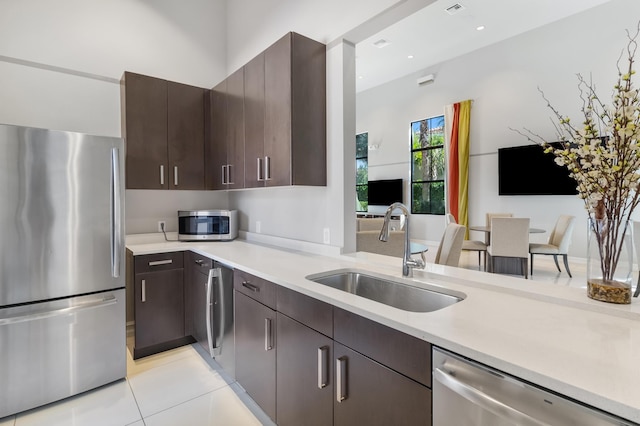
378, 202, 425, 277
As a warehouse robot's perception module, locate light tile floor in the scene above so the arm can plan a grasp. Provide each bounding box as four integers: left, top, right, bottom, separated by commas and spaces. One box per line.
0, 342, 272, 426
0, 253, 598, 426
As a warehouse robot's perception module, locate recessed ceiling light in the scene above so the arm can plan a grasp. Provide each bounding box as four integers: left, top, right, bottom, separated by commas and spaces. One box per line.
476, 25, 485, 31
373, 39, 391, 49
407, 55, 414, 59
358, 75, 364, 79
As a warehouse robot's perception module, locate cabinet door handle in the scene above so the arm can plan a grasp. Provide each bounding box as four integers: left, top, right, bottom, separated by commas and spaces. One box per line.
160, 165, 165, 185
241, 281, 260, 292
336, 356, 347, 402
318, 346, 329, 389
264, 156, 271, 180
141, 279, 146, 302
174, 166, 178, 186
264, 318, 273, 351
227, 164, 234, 184
149, 259, 172, 266
257, 157, 264, 181
221, 165, 227, 185
194, 259, 210, 268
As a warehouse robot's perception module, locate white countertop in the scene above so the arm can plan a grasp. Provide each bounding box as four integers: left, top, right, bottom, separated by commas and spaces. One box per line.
126, 234, 640, 423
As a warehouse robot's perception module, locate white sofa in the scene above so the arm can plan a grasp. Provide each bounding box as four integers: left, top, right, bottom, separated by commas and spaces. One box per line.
356, 218, 404, 257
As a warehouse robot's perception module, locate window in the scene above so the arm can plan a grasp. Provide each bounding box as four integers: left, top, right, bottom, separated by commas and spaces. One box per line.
411, 116, 445, 214
356, 132, 368, 212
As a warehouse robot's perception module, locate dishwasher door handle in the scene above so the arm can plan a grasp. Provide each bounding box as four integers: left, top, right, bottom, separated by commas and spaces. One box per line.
433, 368, 550, 426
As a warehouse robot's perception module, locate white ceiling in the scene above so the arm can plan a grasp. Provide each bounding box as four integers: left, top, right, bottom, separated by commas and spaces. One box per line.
355, 0, 612, 92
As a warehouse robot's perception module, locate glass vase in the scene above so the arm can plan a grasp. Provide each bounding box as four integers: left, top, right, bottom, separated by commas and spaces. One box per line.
586, 218, 633, 304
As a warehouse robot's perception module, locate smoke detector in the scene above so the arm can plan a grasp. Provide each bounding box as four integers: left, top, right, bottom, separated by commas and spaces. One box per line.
445, 3, 465, 15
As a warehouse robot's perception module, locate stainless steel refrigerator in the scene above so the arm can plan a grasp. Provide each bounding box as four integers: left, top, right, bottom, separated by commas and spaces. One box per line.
0, 124, 126, 418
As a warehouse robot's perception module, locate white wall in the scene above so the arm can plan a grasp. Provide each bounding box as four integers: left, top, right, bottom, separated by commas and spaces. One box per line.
0, 0, 229, 234
356, 0, 640, 256
224, 0, 399, 74
224, 0, 437, 250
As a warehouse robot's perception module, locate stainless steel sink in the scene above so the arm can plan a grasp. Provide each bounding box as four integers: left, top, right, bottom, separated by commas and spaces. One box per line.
305, 269, 465, 312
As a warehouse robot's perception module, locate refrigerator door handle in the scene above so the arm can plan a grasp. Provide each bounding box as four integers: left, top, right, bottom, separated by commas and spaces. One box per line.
0, 295, 118, 326
111, 148, 122, 278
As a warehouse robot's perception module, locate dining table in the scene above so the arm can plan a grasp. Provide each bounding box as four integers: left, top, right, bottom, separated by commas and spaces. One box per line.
468, 225, 546, 235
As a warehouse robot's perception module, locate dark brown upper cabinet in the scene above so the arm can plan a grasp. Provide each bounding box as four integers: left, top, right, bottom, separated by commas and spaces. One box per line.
207, 31, 327, 190
206, 80, 227, 190
206, 69, 245, 190
167, 81, 206, 190
226, 68, 246, 189
263, 32, 326, 187
122, 71, 206, 190
243, 52, 266, 188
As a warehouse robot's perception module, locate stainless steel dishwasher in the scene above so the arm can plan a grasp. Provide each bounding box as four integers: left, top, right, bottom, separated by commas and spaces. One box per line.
432, 347, 635, 426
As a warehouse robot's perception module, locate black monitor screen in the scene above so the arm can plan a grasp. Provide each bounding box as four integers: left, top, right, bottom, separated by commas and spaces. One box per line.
368, 179, 403, 206
498, 143, 578, 196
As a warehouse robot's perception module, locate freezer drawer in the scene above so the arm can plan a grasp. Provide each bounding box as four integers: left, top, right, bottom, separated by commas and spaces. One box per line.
0, 289, 126, 418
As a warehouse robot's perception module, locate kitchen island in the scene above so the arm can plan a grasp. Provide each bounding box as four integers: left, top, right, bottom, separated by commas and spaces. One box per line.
126, 234, 640, 424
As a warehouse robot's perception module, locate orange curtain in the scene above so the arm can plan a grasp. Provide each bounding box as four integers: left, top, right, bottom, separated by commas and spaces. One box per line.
445, 100, 471, 236
447, 104, 460, 219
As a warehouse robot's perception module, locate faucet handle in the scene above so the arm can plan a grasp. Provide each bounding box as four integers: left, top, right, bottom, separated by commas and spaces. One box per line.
407, 256, 425, 270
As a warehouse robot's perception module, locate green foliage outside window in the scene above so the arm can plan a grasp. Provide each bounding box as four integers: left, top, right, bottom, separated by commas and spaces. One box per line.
356, 133, 368, 212
411, 116, 445, 215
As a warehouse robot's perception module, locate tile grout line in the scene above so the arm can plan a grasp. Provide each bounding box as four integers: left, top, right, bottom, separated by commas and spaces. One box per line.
136, 384, 233, 422
125, 378, 146, 426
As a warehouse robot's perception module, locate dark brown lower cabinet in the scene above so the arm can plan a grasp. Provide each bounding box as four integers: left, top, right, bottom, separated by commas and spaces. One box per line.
134, 268, 185, 350
333, 342, 432, 426
234, 291, 277, 421
276, 313, 333, 426
232, 270, 432, 425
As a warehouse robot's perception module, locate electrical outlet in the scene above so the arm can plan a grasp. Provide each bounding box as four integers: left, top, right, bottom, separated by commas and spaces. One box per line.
256, 221, 261, 234
323, 228, 330, 244
157, 221, 166, 232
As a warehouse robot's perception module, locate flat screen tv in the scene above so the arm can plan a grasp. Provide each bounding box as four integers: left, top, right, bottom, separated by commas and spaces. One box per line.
368, 179, 403, 206
498, 143, 578, 196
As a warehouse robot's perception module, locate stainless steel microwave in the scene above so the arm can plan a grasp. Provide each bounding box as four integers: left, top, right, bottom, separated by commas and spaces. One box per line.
178, 210, 238, 241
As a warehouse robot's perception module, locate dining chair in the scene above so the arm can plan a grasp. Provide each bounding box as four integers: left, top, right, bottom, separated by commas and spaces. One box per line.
435, 223, 466, 267
445, 213, 487, 270
484, 212, 514, 244
529, 215, 576, 277
487, 217, 530, 278
445, 213, 456, 225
